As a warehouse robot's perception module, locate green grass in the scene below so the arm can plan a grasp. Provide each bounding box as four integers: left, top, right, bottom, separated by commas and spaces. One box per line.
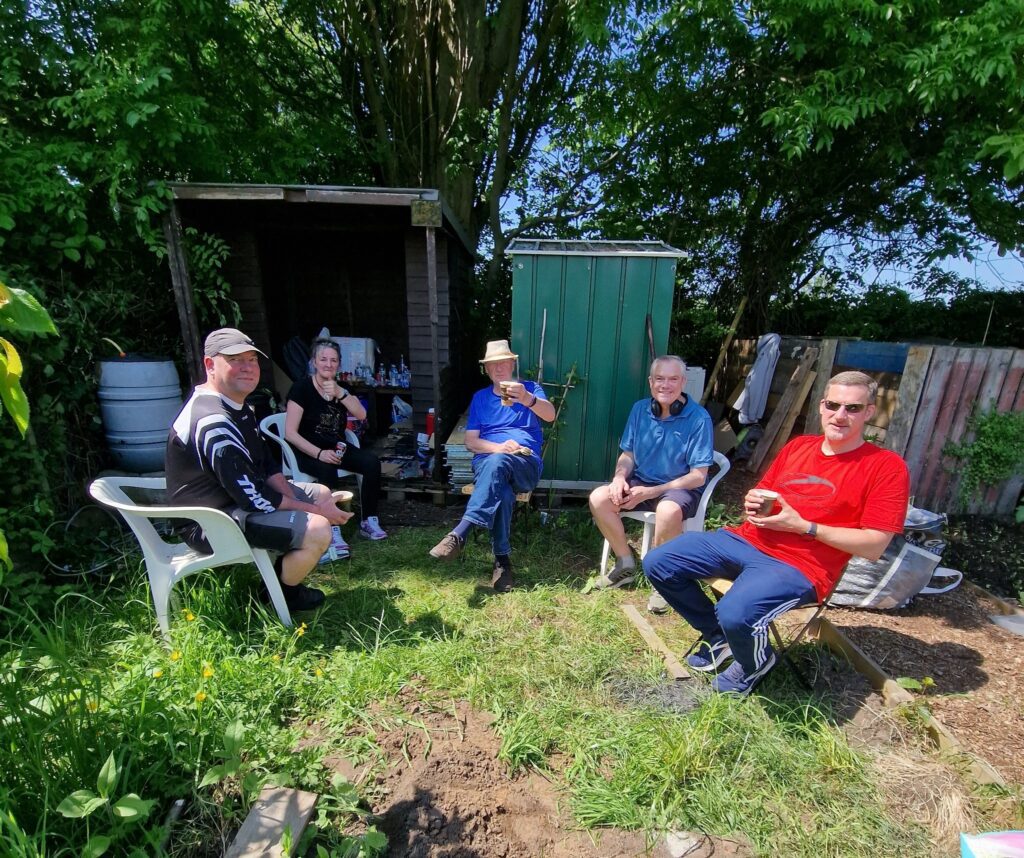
0, 509, 990, 856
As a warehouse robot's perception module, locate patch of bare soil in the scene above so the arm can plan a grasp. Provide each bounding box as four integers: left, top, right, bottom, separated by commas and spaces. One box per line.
356, 686, 667, 857
831, 587, 1024, 785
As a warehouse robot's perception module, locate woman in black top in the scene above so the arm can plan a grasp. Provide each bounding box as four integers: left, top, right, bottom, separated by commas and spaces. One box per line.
285, 338, 387, 541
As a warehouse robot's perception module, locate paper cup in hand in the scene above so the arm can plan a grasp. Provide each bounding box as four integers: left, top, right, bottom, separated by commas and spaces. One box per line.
755, 490, 779, 516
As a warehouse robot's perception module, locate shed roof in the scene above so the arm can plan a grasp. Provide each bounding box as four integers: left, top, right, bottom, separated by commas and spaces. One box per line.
168, 182, 474, 257
506, 239, 685, 257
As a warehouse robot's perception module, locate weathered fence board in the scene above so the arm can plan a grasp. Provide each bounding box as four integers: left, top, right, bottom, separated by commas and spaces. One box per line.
903, 347, 955, 496
965, 349, 1015, 514
885, 345, 932, 456
937, 348, 990, 508
806, 338, 838, 434
746, 347, 818, 473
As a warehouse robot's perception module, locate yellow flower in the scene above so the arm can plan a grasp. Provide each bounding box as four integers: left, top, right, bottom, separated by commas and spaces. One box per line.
152, 668, 164, 678
296, 622, 307, 637
315, 668, 324, 677
170, 650, 182, 661
86, 700, 98, 712
202, 664, 214, 679
194, 691, 207, 703
184, 610, 196, 622
271, 654, 281, 662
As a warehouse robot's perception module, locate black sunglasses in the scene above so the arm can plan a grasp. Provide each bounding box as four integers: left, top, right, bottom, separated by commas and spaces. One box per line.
822, 399, 868, 414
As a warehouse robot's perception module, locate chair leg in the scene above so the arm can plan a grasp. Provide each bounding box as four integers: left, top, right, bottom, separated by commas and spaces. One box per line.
640, 520, 654, 559
148, 569, 173, 640
769, 621, 812, 690
599, 539, 610, 574
253, 550, 293, 628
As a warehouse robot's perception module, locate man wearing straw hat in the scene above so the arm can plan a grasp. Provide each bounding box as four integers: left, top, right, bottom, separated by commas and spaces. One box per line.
429, 339, 555, 591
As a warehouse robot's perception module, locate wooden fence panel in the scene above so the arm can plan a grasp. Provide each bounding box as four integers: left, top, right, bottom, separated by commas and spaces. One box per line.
965, 350, 1015, 514
994, 352, 1024, 515
929, 348, 990, 509
886, 346, 932, 457
903, 347, 955, 499
806, 338, 837, 434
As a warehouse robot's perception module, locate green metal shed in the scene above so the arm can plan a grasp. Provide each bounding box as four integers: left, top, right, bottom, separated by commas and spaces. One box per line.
507, 239, 685, 488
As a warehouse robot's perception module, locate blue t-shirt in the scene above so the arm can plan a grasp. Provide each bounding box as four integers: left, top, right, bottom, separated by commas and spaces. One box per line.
466, 381, 547, 467
620, 396, 714, 486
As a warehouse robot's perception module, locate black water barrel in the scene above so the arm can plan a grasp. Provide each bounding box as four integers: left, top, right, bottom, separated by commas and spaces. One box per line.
98, 356, 183, 472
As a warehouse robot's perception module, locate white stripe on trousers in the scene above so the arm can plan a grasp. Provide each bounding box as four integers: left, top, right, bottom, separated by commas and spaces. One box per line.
747, 597, 802, 679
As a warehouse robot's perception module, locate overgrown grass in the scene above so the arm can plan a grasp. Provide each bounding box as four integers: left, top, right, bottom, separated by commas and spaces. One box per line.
0, 508, 1004, 855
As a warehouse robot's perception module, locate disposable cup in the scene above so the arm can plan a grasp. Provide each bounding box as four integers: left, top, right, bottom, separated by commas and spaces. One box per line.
755, 490, 779, 516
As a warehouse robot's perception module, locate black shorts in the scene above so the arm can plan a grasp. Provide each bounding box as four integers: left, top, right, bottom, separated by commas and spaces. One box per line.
233, 481, 316, 552
183, 482, 316, 554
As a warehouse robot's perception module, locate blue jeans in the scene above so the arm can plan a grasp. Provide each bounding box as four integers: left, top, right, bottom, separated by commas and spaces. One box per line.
644, 530, 816, 677
465, 453, 542, 556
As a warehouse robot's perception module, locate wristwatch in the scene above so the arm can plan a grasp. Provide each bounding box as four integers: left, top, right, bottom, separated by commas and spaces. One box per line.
805, 522, 818, 539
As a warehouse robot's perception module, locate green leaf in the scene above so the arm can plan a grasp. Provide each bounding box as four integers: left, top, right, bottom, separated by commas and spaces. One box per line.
0, 286, 58, 335
896, 676, 923, 691
83, 834, 112, 858
223, 719, 246, 757
0, 529, 10, 573
199, 763, 227, 788
0, 347, 30, 437
97, 752, 118, 799
363, 827, 388, 850
112, 794, 155, 821
57, 789, 106, 818
0, 214, 13, 231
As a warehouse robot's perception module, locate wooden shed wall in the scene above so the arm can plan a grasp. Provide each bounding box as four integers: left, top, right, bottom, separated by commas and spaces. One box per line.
404, 229, 449, 434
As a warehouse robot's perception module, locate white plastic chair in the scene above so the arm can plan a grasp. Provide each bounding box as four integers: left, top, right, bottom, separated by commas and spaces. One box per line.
89, 476, 293, 636
599, 450, 732, 570
259, 412, 361, 487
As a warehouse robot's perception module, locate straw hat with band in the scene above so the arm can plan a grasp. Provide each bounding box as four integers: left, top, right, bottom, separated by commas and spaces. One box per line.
479, 340, 518, 364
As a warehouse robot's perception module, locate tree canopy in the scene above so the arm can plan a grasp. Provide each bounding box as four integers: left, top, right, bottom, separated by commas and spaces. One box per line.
534, 0, 1023, 329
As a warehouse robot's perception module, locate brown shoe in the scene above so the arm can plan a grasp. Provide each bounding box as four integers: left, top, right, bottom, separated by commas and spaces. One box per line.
429, 532, 464, 560
491, 558, 514, 593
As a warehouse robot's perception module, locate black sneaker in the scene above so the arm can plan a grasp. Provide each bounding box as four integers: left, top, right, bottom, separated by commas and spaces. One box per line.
281, 583, 326, 612
429, 532, 465, 560
491, 557, 514, 593
594, 557, 637, 590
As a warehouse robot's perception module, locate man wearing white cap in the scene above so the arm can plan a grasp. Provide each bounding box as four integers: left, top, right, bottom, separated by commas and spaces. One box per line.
429, 339, 555, 591
166, 328, 351, 612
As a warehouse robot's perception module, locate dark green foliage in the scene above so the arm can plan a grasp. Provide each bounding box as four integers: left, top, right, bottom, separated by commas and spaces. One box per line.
946, 410, 1024, 500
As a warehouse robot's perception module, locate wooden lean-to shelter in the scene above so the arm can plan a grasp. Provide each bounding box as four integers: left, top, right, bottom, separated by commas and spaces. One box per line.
162, 183, 476, 477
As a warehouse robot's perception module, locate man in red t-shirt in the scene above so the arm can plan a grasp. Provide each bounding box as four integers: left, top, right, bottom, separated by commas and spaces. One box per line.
643, 371, 909, 694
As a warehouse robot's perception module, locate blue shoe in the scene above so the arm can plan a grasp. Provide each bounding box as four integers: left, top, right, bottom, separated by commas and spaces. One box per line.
711, 653, 777, 695
685, 635, 732, 672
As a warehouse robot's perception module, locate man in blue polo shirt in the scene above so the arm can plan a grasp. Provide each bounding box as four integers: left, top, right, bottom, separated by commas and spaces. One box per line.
429, 339, 556, 592
589, 355, 714, 606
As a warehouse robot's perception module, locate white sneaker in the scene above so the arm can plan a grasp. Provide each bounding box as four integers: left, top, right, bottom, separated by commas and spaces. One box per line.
647, 591, 670, 614
319, 526, 350, 564
359, 516, 388, 540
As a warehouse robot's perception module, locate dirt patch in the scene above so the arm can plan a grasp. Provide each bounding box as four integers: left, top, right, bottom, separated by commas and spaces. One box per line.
358, 687, 668, 857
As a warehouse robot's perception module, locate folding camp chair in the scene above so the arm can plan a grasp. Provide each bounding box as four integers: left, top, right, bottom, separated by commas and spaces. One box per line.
701, 573, 844, 694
